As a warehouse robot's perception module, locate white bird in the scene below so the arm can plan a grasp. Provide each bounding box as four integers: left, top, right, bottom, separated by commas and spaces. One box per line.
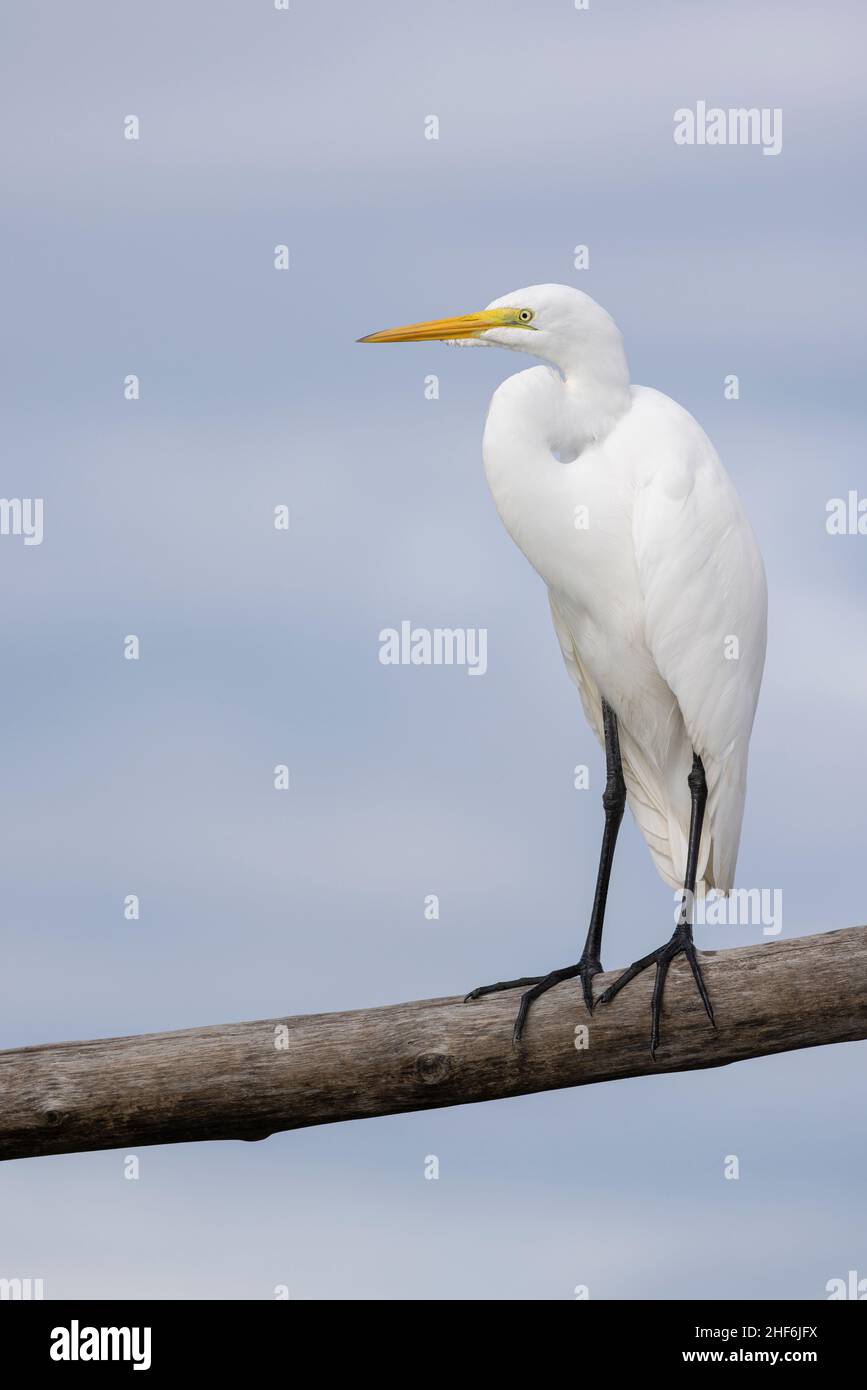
360, 285, 767, 1054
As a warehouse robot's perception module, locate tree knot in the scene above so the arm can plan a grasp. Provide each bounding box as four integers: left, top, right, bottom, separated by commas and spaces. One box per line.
415, 1051, 453, 1084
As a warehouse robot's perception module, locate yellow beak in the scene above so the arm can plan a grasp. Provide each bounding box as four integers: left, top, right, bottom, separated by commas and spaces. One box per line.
357, 307, 526, 344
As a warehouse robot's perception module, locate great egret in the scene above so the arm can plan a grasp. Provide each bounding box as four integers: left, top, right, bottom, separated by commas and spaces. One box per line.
360, 284, 767, 1054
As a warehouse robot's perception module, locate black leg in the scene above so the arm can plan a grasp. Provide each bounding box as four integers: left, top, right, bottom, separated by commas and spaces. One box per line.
582, 700, 627, 993
465, 699, 626, 1042
597, 753, 715, 1056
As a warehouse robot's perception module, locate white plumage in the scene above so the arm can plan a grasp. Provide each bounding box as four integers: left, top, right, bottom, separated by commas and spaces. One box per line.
480, 295, 767, 895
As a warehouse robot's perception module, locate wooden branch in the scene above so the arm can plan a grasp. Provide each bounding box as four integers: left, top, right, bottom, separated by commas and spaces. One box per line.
2, 926, 865, 1162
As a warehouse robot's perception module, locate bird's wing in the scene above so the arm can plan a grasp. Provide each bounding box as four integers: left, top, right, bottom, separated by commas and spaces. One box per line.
548, 589, 686, 890
547, 589, 604, 740
630, 392, 767, 891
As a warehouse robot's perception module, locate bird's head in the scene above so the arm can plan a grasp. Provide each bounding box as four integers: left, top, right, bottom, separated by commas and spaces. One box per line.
358, 283, 625, 379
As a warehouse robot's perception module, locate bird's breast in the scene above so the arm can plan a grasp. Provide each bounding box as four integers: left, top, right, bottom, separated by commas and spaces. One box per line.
483, 417, 639, 614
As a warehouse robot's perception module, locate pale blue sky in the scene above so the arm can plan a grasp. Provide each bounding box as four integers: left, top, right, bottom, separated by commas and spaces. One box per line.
2, 0, 866, 1298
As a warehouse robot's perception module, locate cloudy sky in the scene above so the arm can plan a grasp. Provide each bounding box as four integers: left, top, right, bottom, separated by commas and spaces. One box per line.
2, 0, 866, 1298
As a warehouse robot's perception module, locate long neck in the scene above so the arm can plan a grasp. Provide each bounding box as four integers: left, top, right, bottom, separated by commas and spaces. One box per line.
556, 329, 632, 449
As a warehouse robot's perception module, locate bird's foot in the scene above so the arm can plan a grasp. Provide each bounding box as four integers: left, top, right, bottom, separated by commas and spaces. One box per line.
596, 925, 715, 1058
464, 956, 602, 1044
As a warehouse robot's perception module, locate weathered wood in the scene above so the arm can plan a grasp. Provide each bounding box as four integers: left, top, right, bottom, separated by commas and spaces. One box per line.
1, 926, 865, 1161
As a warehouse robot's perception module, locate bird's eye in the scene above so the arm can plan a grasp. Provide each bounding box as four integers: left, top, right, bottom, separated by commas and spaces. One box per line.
518, 309, 534, 323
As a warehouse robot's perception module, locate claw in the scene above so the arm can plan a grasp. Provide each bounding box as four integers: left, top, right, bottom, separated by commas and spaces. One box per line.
463, 974, 546, 1005
465, 959, 601, 1043
599, 929, 715, 1056
685, 943, 716, 1027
